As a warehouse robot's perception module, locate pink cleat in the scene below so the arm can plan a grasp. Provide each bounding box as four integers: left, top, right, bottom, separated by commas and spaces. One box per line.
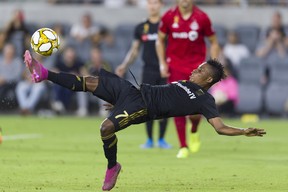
102, 163, 122, 191
23, 50, 48, 82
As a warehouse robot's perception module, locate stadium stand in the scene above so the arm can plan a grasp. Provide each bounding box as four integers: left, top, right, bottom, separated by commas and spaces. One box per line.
114, 23, 136, 52
269, 58, 288, 83
234, 24, 260, 53
265, 55, 288, 68
236, 84, 263, 114
213, 24, 227, 47
237, 56, 265, 84
264, 83, 288, 115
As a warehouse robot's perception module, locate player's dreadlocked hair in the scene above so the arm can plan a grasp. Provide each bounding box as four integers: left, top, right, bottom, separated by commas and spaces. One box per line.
206, 59, 226, 85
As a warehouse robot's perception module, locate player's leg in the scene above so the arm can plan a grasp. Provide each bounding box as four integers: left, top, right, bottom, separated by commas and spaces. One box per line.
156, 76, 171, 149
157, 118, 171, 149
142, 70, 171, 149
100, 119, 121, 191
174, 116, 189, 158
140, 120, 154, 148
169, 70, 189, 158
101, 89, 149, 190
140, 70, 156, 148
188, 114, 201, 153
24, 50, 99, 93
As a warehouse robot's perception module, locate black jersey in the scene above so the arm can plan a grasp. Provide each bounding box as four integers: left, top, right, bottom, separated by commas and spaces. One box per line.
140, 80, 219, 120
134, 19, 159, 71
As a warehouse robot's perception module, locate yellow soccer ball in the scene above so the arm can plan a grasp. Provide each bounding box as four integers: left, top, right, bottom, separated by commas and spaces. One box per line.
30, 28, 60, 56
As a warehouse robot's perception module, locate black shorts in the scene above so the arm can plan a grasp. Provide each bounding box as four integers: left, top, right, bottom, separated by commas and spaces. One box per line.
93, 69, 150, 131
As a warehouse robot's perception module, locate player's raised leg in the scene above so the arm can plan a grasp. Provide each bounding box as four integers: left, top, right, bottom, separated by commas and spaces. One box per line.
24, 50, 48, 82
24, 50, 98, 92
24, 51, 122, 190
100, 119, 121, 191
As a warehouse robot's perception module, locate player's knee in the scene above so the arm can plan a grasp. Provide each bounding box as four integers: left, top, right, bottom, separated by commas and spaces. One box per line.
85, 76, 99, 92
100, 120, 115, 136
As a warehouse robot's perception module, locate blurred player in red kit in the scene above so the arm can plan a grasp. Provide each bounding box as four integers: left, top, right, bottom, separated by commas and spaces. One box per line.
156, 0, 220, 158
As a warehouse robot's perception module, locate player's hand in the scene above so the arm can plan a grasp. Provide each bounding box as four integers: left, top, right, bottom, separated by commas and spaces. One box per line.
115, 65, 126, 78
244, 128, 266, 137
103, 103, 114, 111
160, 63, 170, 78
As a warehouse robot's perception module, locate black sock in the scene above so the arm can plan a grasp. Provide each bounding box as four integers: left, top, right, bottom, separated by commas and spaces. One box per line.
145, 121, 153, 140
159, 118, 168, 140
48, 71, 86, 92
102, 133, 117, 169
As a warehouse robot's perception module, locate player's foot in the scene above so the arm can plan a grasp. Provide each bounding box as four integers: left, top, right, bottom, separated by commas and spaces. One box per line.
188, 132, 201, 153
24, 50, 48, 82
140, 138, 153, 149
102, 163, 122, 191
176, 147, 189, 158
0, 127, 3, 144
157, 139, 171, 149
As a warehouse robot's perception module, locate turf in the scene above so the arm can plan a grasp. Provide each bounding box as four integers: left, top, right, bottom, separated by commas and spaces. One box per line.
0, 116, 287, 192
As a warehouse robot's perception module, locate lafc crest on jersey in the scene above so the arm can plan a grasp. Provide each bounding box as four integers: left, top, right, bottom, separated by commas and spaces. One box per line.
141, 23, 157, 41
143, 23, 149, 33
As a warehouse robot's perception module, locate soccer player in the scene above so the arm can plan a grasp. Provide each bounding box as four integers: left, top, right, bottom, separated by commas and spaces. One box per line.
24, 50, 266, 191
156, 0, 220, 158
115, 0, 170, 149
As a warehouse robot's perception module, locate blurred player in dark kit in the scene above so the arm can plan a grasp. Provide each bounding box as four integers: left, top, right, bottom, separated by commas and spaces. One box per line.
116, 0, 171, 149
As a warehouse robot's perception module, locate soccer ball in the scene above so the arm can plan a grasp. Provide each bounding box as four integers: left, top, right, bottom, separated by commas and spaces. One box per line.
30, 28, 60, 56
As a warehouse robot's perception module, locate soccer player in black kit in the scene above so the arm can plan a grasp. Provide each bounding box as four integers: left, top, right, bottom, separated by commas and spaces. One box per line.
116, 0, 170, 149
24, 50, 266, 191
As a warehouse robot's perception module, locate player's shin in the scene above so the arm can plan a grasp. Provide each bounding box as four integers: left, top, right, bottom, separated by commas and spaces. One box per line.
47, 71, 87, 92
102, 133, 118, 169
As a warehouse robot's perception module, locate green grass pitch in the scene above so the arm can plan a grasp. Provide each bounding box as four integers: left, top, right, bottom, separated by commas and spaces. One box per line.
0, 116, 287, 192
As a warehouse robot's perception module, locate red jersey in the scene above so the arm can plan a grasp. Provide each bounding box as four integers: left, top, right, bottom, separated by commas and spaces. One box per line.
159, 6, 215, 74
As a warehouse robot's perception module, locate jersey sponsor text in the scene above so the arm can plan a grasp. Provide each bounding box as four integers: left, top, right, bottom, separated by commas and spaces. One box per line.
173, 82, 196, 99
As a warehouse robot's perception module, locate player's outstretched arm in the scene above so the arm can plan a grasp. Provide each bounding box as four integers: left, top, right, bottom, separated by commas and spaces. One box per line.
208, 117, 266, 137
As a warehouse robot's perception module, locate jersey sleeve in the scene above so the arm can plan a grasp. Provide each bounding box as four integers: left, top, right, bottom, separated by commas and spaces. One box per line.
134, 23, 142, 41
159, 11, 170, 34
200, 96, 219, 120
202, 14, 215, 37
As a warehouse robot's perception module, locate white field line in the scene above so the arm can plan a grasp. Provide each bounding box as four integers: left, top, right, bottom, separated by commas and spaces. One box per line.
3, 134, 43, 141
